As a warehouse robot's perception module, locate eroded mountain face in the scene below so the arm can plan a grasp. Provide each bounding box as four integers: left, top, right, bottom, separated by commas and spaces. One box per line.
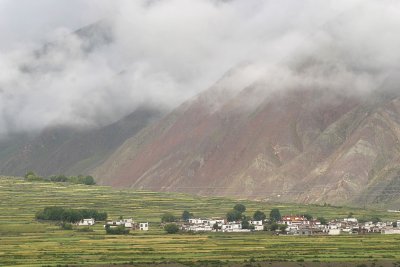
92, 65, 400, 207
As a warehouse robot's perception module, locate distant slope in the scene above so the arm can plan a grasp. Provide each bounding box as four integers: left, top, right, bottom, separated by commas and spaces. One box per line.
0, 106, 164, 177
94, 66, 400, 207
0, 19, 166, 177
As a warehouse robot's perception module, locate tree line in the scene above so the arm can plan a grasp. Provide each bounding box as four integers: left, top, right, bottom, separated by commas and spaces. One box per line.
35, 206, 107, 223
25, 171, 96, 185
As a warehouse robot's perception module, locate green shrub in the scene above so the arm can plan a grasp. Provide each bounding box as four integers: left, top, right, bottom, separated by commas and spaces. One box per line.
164, 223, 179, 234
105, 225, 129, 235
60, 222, 73, 230
77, 227, 94, 232
161, 212, 176, 223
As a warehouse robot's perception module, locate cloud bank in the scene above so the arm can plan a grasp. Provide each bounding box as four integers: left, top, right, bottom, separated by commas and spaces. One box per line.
0, 0, 400, 137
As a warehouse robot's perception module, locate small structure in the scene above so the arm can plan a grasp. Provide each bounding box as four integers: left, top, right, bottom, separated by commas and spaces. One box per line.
77, 218, 95, 226
343, 218, 358, 223
250, 220, 264, 231
139, 222, 149, 231
280, 215, 310, 226
221, 222, 251, 232
382, 228, 400, 234
106, 218, 134, 228
328, 229, 341, 235
189, 218, 209, 225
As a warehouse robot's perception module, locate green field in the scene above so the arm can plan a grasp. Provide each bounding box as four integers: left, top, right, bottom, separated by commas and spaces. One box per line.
1, 177, 400, 266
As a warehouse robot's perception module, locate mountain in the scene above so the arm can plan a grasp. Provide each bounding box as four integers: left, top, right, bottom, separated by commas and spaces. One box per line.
0, 106, 164, 177
93, 66, 400, 207
0, 19, 166, 177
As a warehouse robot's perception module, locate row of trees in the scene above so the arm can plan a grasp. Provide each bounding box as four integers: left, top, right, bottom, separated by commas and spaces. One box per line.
35, 206, 107, 223
25, 171, 96, 185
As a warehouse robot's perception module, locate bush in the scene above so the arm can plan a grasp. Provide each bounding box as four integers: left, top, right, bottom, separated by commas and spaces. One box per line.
60, 222, 73, 230
161, 212, 176, 223
270, 223, 279, 231
105, 225, 129, 235
48, 174, 96, 185
77, 227, 94, 232
164, 223, 179, 234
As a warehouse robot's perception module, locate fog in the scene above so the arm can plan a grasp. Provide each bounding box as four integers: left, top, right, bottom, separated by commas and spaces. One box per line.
0, 0, 399, 137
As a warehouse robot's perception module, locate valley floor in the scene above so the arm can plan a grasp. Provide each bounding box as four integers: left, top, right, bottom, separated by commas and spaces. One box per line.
1, 177, 400, 266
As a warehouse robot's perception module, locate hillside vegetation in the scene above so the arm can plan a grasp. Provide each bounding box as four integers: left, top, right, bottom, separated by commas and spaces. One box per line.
1, 176, 400, 266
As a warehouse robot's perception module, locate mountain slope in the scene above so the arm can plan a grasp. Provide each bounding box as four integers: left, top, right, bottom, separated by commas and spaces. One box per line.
93, 68, 400, 207
0, 106, 163, 177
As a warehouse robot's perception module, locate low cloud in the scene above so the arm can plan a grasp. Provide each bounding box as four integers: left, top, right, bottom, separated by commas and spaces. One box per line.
0, 0, 399, 137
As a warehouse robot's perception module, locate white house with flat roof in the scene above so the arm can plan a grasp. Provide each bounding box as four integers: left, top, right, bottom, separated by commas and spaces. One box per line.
139, 222, 149, 231
77, 218, 95, 226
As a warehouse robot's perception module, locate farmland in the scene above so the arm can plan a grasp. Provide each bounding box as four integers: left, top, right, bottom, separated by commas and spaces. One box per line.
1, 177, 400, 266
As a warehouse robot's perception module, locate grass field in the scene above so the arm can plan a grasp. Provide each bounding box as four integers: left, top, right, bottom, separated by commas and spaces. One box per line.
1, 177, 400, 266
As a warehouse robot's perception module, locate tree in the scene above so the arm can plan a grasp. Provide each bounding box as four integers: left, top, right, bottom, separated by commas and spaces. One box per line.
82, 175, 96, 185
317, 216, 327, 225
182, 210, 193, 221
253, 210, 266, 221
213, 222, 220, 231
270, 222, 279, 231
60, 222, 73, 230
164, 223, 179, 234
105, 225, 129, 235
35, 207, 107, 222
347, 212, 354, 218
50, 175, 68, 182
161, 212, 176, 223
269, 208, 281, 222
241, 219, 250, 229
233, 204, 246, 213
302, 213, 313, 221
393, 221, 398, 227
371, 216, 381, 224
25, 170, 37, 179
226, 210, 243, 222
24, 170, 44, 181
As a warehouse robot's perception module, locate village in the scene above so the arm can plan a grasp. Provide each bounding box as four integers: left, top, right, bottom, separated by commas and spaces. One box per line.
77, 217, 149, 231
179, 215, 400, 235
73, 204, 400, 236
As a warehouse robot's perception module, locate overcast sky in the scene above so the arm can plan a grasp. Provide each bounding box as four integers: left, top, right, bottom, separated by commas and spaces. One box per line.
0, 0, 399, 138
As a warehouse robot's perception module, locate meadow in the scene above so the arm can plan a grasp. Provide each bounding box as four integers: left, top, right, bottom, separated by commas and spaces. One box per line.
1, 176, 400, 266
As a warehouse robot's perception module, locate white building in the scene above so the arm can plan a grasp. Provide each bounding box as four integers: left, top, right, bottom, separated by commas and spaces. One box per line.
139, 222, 149, 231
253, 225, 264, 231
187, 225, 213, 232
189, 218, 210, 225
250, 220, 263, 226
280, 216, 310, 226
209, 219, 225, 227
77, 218, 95, 226
222, 222, 242, 232
343, 218, 358, 223
106, 218, 134, 228
328, 229, 341, 235
382, 228, 400, 234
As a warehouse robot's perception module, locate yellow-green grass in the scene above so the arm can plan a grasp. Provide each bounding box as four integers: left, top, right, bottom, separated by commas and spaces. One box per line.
1, 176, 400, 266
